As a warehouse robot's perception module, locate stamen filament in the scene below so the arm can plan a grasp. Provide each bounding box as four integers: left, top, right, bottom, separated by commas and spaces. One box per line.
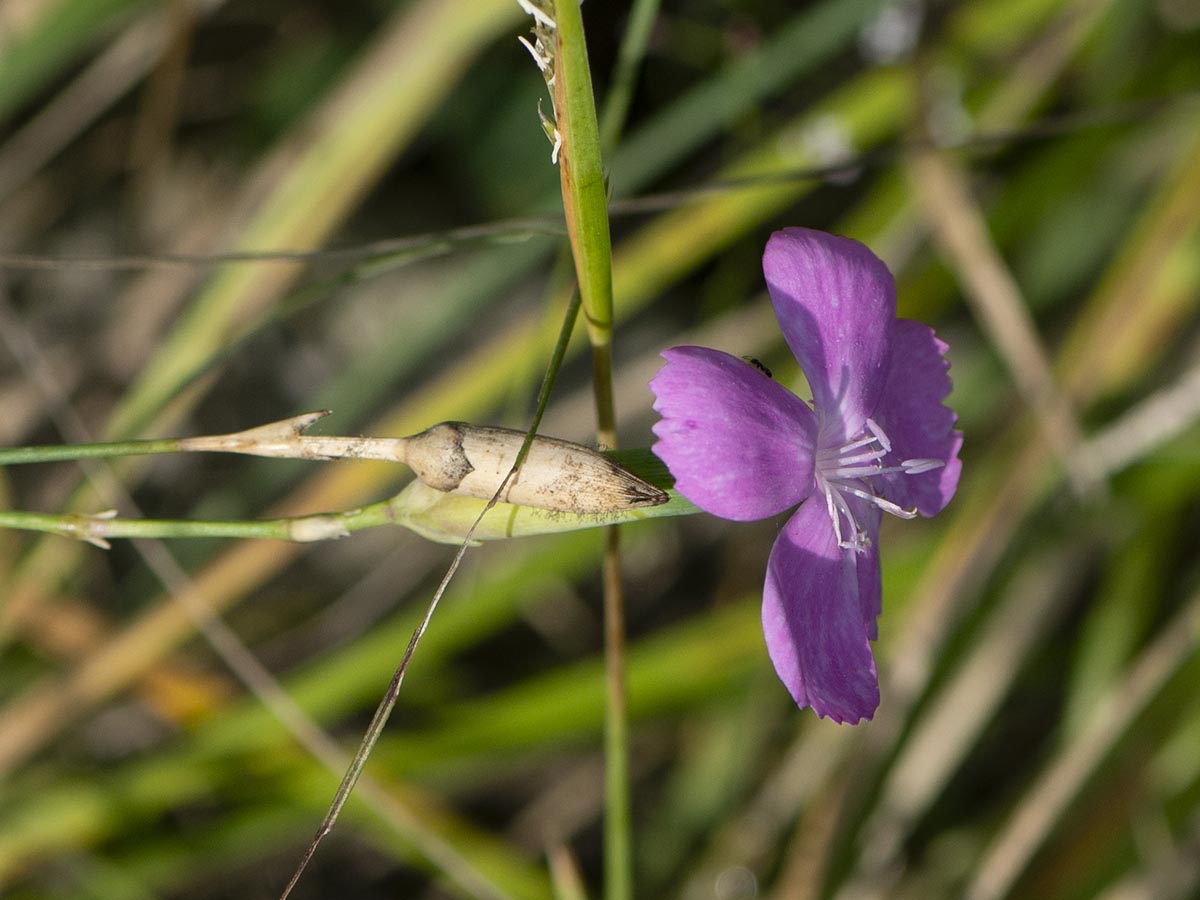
839, 484, 917, 519
814, 420, 945, 553
823, 484, 842, 546
829, 485, 866, 549
834, 448, 888, 466
826, 465, 892, 479
835, 434, 882, 454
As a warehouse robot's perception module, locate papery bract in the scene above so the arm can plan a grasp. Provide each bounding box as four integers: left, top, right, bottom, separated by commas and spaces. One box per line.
650, 228, 962, 723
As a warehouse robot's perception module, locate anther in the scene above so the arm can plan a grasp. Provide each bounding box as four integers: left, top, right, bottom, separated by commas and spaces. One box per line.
865, 417, 891, 452
901, 458, 943, 474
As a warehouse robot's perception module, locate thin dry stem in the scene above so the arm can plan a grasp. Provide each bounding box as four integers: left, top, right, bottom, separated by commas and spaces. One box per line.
965, 589, 1200, 900
839, 544, 1090, 898
907, 145, 1100, 497
278, 497, 506, 900
177, 410, 397, 459
974, 0, 1112, 132
0, 6, 211, 207
1086, 347, 1200, 475
127, 0, 197, 206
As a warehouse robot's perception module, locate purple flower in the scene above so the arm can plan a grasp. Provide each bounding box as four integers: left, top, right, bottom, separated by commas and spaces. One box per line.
649, 228, 962, 723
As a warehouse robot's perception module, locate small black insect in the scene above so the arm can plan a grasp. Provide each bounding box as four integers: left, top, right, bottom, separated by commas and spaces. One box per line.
742, 356, 773, 379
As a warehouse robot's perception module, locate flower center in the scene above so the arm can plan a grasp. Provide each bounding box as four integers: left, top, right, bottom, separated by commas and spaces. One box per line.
814, 418, 944, 552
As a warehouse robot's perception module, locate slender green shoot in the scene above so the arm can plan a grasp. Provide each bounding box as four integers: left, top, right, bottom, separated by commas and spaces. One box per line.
0, 509, 348, 548
540, 2, 631, 897
0, 438, 182, 466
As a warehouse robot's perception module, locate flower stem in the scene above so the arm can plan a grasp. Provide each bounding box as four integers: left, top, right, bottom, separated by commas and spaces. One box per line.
0, 510, 291, 545
0, 438, 182, 466
601, 524, 632, 899
552, 0, 615, 440
552, 3, 632, 897
0, 498, 404, 548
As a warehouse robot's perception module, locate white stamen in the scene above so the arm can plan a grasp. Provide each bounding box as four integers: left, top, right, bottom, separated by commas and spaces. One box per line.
824, 465, 879, 480
901, 458, 944, 474
839, 484, 918, 519
824, 484, 842, 546
829, 484, 864, 549
813, 420, 944, 553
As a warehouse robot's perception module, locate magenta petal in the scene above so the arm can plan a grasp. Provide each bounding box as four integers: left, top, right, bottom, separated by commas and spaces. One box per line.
873, 319, 963, 517
650, 346, 818, 521
763, 228, 895, 440
762, 498, 880, 723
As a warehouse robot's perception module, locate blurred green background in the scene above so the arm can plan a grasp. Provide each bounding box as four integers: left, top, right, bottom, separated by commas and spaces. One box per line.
1, 0, 1199, 898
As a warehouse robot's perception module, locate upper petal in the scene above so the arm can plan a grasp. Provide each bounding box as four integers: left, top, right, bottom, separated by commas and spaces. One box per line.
761, 498, 881, 723
650, 346, 818, 522
873, 318, 963, 517
763, 228, 895, 441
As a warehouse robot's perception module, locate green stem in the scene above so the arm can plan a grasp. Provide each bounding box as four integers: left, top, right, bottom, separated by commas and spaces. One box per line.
0, 510, 293, 545
553, 0, 616, 443
0, 438, 181, 466
0, 498, 407, 547
551, 4, 631, 898
601, 524, 631, 900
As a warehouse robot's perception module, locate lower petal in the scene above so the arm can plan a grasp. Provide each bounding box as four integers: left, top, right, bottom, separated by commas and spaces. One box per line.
873, 318, 963, 516
761, 498, 880, 723
854, 500, 882, 641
